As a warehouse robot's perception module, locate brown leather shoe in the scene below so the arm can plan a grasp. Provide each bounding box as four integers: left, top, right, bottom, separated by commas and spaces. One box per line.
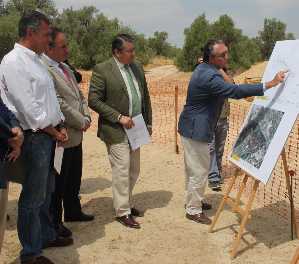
186, 213, 212, 225
116, 215, 141, 229
43, 236, 74, 249
131, 208, 144, 217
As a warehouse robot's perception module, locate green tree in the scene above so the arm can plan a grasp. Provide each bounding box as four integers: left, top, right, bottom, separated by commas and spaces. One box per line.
176, 14, 262, 72
177, 14, 211, 71
6, 0, 57, 16
0, 0, 6, 15
258, 18, 295, 59
148, 31, 169, 56
210, 15, 242, 47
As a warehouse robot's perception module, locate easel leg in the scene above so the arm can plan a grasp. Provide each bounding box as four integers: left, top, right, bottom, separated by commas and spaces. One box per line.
230, 179, 260, 259
290, 247, 299, 264
209, 173, 238, 233
233, 174, 248, 213
281, 149, 298, 239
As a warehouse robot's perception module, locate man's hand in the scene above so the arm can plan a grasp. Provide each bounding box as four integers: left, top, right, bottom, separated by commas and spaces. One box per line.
59, 128, 68, 142
219, 68, 234, 84
7, 148, 21, 162
42, 125, 67, 143
54, 131, 66, 142
119, 115, 135, 129
82, 118, 91, 132
7, 127, 24, 162
266, 70, 288, 89
8, 127, 23, 150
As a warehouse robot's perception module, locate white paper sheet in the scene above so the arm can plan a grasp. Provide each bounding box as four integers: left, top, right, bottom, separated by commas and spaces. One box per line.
54, 146, 64, 174
125, 114, 151, 151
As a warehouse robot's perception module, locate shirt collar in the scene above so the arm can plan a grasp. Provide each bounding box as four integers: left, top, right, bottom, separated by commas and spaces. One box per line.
14, 43, 40, 61
42, 54, 60, 68
113, 56, 127, 69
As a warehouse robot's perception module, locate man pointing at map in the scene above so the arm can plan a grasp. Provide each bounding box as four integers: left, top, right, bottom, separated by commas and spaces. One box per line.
178, 39, 287, 224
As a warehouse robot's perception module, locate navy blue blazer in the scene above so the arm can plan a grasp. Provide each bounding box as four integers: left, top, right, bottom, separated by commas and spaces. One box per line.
0, 96, 19, 160
178, 63, 264, 142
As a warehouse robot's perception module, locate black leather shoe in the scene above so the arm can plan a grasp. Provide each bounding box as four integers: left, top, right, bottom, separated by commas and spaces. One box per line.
21, 256, 55, 264
131, 208, 144, 217
64, 212, 95, 222
202, 202, 212, 210
35, 256, 55, 264
208, 181, 222, 191
43, 236, 73, 249
56, 223, 72, 238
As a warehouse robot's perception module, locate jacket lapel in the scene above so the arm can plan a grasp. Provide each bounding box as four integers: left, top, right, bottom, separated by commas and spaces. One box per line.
49, 65, 81, 99
110, 58, 129, 98
62, 65, 81, 98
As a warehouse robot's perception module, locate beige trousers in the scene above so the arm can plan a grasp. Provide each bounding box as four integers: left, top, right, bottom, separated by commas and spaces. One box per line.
106, 138, 140, 217
0, 185, 8, 254
181, 136, 210, 215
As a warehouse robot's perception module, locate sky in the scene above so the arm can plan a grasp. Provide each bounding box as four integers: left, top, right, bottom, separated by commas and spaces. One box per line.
53, 0, 298, 47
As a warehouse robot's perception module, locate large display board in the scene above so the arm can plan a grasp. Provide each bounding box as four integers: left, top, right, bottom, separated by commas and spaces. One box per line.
230, 40, 299, 184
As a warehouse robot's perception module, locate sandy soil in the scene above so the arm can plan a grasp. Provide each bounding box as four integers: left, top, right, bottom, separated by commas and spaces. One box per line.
1, 62, 298, 264
145, 65, 179, 80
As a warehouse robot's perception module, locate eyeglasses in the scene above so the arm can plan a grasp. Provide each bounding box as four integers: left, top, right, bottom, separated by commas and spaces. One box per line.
122, 48, 135, 54
215, 51, 228, 58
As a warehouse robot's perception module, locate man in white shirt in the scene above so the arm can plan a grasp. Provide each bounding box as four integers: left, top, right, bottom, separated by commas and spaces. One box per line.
0, 11, 73, 264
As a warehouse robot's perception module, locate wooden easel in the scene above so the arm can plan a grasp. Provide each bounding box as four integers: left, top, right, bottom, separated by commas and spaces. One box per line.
209, 148, 298, 259
291, 247, 299, 264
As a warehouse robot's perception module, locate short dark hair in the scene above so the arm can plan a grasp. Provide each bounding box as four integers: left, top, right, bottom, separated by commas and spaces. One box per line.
202, 39, 225, 63
112, 33, 134, 54
49, 27, 63, 48
18, 11, 50, 38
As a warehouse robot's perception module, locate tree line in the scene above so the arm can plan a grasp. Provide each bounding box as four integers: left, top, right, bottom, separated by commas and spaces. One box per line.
0, 0, 295, 72
176, 14, 295, 72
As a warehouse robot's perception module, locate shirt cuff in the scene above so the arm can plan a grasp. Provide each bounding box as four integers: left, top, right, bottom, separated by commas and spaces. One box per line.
262, 83, 267, 92
117, 114, 122, 122
84, 116, 91, 123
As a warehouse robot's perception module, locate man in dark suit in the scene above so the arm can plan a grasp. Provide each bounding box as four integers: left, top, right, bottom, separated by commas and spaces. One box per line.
178, 39, 287, 224
88, 33, 152, 229
0, 93, 23, 254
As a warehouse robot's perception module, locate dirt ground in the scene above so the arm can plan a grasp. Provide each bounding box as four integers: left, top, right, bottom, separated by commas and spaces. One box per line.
1, 62, 298, 264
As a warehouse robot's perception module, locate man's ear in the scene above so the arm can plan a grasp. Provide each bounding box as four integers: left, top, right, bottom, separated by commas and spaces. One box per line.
26, 27, 34, 38
114, 50, 121, 59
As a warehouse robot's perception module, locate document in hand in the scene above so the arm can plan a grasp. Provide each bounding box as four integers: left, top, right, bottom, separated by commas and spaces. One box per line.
54, 145, 64, 174
124, 114, 151, 151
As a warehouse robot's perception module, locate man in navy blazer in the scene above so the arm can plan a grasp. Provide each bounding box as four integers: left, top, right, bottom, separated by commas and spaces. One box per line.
178, 39, 287, 224
0, 93, 23, 254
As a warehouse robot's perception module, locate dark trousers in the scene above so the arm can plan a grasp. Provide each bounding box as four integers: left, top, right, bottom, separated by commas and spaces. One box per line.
51, 143, 83, 226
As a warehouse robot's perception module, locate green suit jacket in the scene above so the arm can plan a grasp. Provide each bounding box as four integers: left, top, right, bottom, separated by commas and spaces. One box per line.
88, 58, 152, 145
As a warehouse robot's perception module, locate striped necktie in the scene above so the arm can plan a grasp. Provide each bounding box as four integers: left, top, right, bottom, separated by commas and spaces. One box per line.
124, 65, 141, 116
59, 63, 71, 83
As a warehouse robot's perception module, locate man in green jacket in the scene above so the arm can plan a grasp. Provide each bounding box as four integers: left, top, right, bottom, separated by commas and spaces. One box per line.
88, 34, 152, 229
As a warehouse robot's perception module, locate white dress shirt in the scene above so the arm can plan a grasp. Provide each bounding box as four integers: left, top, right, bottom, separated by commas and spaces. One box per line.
0, 43, 64, 130
113, 57, 141, 117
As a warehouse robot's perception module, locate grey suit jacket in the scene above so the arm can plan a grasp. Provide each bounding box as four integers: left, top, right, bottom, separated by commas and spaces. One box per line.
42, 57, 91, 148
178, 63, 264, 142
